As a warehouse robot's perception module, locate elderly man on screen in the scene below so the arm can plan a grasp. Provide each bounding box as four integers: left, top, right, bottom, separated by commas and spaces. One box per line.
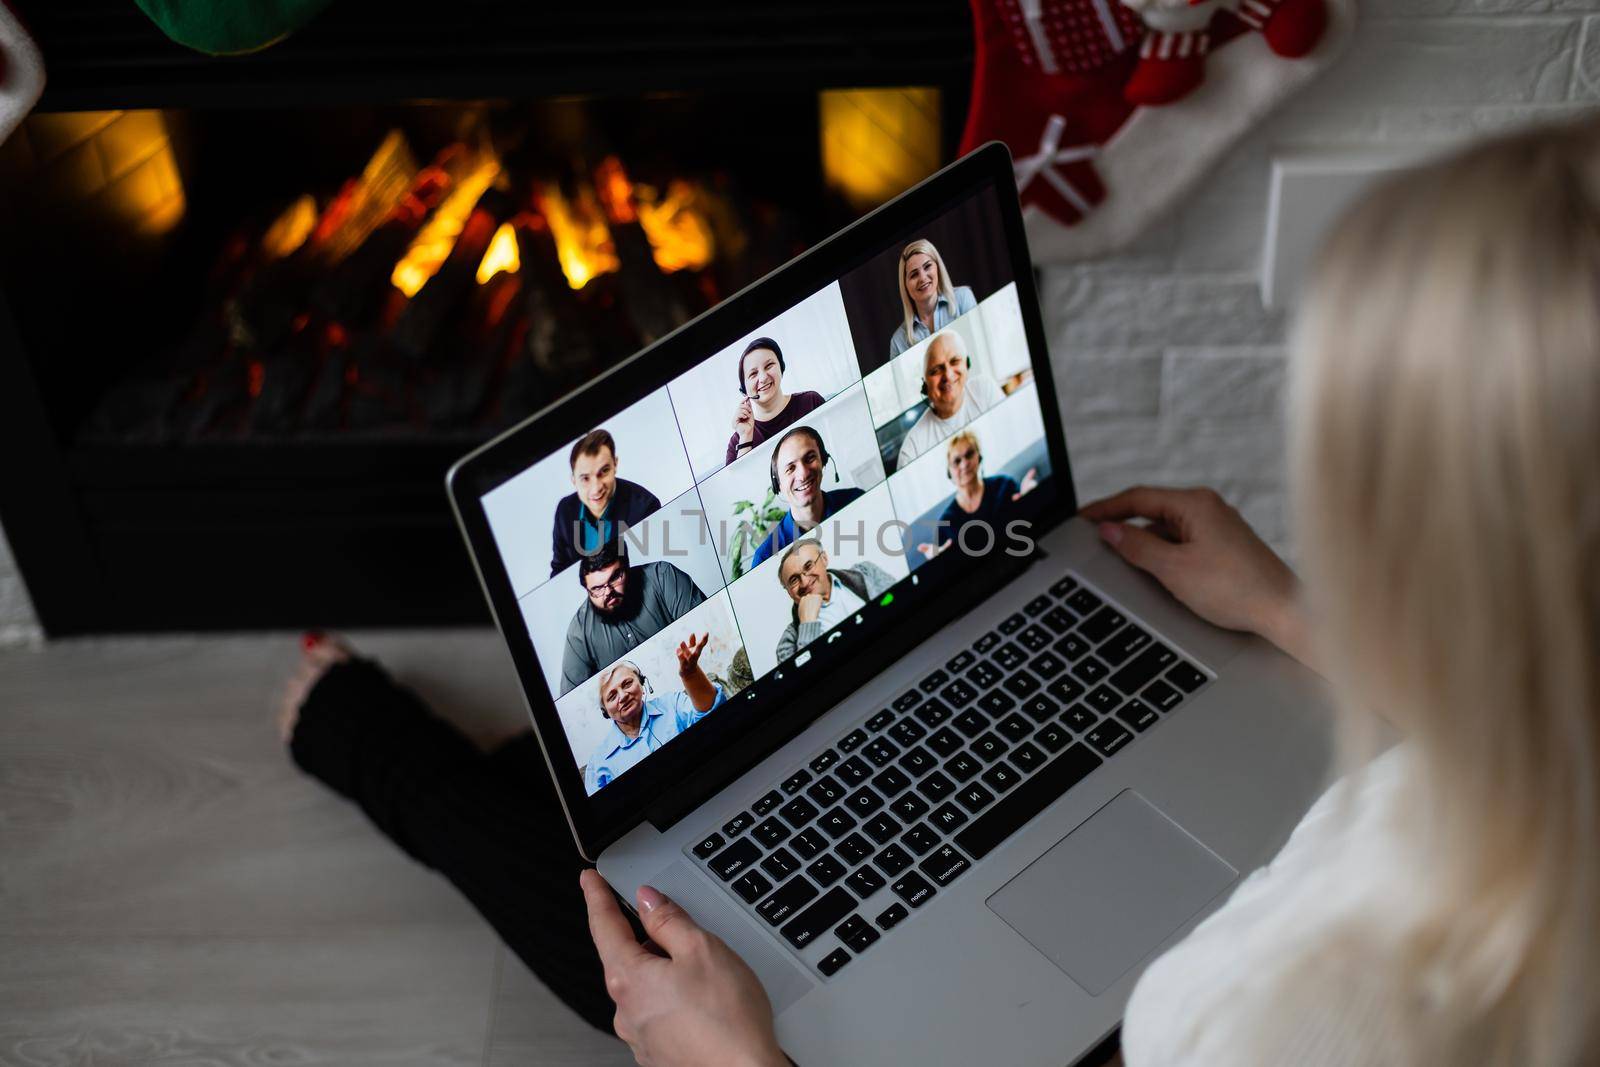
583, 634, 724, 794
774, 539, 895, 662
895, 329, 1005, 467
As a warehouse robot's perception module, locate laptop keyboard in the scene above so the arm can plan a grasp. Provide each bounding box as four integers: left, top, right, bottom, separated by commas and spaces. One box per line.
683, 570, 1213, 979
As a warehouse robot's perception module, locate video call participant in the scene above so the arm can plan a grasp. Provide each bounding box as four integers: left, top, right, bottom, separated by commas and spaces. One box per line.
583, 634, 724, 794
917, 429, 1039, 560
774, 540, 895, 661
896, 328, 1005, 466
888, 238, 978, 358
550, 429, 662, 577
749, 426, 865, 567
560, 543, 706, 695
726, 337, 826, 465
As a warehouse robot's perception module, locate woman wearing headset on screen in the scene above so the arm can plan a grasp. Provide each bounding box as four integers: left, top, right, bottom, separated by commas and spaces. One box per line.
726, 337, 827, 465
889, 238, 977, 358
917, 429, 1038, 560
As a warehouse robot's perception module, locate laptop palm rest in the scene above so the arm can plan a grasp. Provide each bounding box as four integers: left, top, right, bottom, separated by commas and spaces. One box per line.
985, 790, 1237, 996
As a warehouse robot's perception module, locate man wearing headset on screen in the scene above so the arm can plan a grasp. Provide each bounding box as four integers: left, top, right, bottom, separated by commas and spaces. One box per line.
582, 633, 724, 794
773, 538, 894, 661
895, 328, 1005, 468
749, 425, 865, 568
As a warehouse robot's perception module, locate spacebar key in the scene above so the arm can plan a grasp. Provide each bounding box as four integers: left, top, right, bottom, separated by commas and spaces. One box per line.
780, 887, 856, 949
954, 743, 1101, 861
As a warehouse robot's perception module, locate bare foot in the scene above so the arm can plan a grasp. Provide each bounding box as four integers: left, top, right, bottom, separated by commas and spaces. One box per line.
278, 632, 352, 743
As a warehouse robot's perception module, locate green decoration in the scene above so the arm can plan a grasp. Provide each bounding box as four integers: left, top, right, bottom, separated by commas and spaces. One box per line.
134, 0, 335, 56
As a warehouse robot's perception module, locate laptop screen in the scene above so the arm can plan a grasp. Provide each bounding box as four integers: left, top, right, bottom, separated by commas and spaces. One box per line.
461, 159, 1066, 836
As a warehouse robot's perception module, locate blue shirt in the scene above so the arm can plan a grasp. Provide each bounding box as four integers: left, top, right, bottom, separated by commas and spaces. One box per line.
889, 285, 978, 358
584, 684, 726, 794
750, 487, 865, 567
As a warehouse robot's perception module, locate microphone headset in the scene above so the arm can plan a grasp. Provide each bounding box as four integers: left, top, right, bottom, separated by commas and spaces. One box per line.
598, 660, 652, 719
920, 345, 973, 398
770, 426, 836, 495
737, 337, 785, 397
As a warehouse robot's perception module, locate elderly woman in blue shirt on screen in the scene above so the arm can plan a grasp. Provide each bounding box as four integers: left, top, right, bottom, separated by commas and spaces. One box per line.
583, 633, 724, 794
888, 238, 977, 358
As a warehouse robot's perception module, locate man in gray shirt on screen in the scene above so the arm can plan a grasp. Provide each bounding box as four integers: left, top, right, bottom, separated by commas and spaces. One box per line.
774, 539, 895, 662
560, 543, 706, 694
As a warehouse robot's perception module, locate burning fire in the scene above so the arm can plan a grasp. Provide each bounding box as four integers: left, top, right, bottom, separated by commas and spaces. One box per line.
476, 222, 521, 284
315, 129, 419, 262
596, 156, 714, 275
391, 149, 503, 298
538, 183, 620, 291
261, 194, 318, 259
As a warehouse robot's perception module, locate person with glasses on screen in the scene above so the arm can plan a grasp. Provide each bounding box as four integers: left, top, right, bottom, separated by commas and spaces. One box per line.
889, 238, 977, 358
749, 426, 865, 568
551, 429, 662, 577
896, 329, 1006, 468
774, 539, 894, 661
559, 543, 706, 695
917, 430, 1039, 561
583, 635, 724, 794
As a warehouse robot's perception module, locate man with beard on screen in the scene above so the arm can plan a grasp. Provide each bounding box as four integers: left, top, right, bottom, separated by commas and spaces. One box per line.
559, 543, 706, 695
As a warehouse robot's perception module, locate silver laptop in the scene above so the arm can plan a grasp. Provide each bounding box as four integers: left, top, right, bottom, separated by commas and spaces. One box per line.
447, 144, 1332, 1066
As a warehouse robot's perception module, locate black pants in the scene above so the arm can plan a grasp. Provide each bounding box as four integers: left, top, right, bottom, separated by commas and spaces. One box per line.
288, 658, 620, 1034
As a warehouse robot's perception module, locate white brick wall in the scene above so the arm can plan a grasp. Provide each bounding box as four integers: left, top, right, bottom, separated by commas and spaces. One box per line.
1041, 1, 1599, 561
0, 525, 40, 647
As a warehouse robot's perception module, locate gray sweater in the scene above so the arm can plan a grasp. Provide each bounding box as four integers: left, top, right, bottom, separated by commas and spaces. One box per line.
560, 561, 706, 694
774, 562, 895, 662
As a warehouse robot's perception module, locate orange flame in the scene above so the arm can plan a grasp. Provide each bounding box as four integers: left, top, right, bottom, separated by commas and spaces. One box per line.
635, 179, 715, 274
313, 129, 418, 262
262, 194, 318, 259
391, 150, 503, 298
595, 156, 638, 225
538, 184, 619, 290
476, 222, 521, 284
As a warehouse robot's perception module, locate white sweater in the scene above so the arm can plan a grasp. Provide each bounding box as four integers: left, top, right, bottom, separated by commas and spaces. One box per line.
1123, 746, 1423, 1066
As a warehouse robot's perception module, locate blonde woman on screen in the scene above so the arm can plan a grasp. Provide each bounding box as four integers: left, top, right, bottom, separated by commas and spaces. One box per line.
890, 237, 977, 358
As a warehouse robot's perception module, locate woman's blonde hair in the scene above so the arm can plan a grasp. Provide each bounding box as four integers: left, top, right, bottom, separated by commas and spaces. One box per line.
1286, 118, 1600, 1064
945, 429, 981, 476
899, 238, 959, 345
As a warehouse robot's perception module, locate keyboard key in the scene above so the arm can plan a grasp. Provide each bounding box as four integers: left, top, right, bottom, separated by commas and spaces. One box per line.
952, 709, 988, 738
1054, 633, 1092, 661
940, 678, 979, 707
872, 767, 912, 797
1010, 740, 1047, 772
974, 630, 1001, 654
1084, 684, 1121, 715
846, 865, 887, 898
752, 817, 791, 849
978, 690, 1015, 717
863, 738, 900, 767
757, 876, 817, 926
761, 848, 800, 880
927, 727, 964, 758
722, 812, 754, 837
918, 844, 971, 886
1108, 643, 1178, 695
1116, 697, 1160, 731
929, 802, 968, 832
967, 660, 1003, 689
890, 792, 929, 821
1086, 719, 1135, 757
846, 925, 883, 953
1042, 605, 1076, 634
918, 668, 950, 694
837, 728, 869, 753
1024, 594, 1053, 617
1061, 703, 1098, 732
891, 871, 937, 908
1077, 605, 1127, 644
1049, 574, 1079, 599
946, 650, 976, 673
1167, 661, 1208, 692
1144, 679, 1183, 712
1099, 623, 1152, 666
955, 744, 1103, 860
709, 838, 761, 881
1030, 650, 1067, 679
732, 870, 773, 904
889, 718, 927, 746
780, 769, 812, 795
864, 812, 905, 844
1020, 695, 1059, 723
913, 698, 954, 728
1018, 625, 1052, 652
981, 761, 1022, 793
996, 713, 1034, 742
791, 827, 829, 859
836, 914, 871, 942
846, 787, 884, 817
867, 709, 897, 731
956, 782, 997, 814
818, 947, 852, 976
1072, 657, 1110, 684
780, 796, 820, 828
835, 832, 876, 865
876, 902, 910, 930
874, 843, 915, 876
809, 748, 840, 774
993, 643, 1027, 672
836, 756, 872, 785
782, 886, 855, 948
1048, 675, 1086, 706
897, 746, 937, 777
818, 808, 858, 839
1065, 588, 1103, 616
752, 790, 783, 817
892, 690, 923, 712
1034, 722, 1071, 752
999, 612, 1028, 634
807, 853, 849, 887
693, 832, 725, 859
971, 732, 1009, 763
806, 775, 845, 807
945, 752, 982, 782
1003, 670, 1041, 698
902, 823, 941, 855
917, 771, 956, 802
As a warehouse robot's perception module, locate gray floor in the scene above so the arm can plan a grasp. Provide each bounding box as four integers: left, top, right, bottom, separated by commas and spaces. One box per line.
0, 630, 635, 1066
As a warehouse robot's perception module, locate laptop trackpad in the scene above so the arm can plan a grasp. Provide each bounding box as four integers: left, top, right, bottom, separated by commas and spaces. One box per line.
985, 790, 1237, 995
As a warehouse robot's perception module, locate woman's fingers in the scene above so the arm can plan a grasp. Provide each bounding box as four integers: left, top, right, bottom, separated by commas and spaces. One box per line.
581, 870, 649, 976
637, 885, 705, 958
1097, 521, 1178, 581
1079, 485, 1193, 528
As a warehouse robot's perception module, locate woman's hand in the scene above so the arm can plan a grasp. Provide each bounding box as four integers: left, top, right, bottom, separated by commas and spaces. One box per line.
732, 398, 756, 445
582, 870, 786, 1067
1013, 467, 1039, 499
917, 539, 952, 561
1080, 486, 1312, 666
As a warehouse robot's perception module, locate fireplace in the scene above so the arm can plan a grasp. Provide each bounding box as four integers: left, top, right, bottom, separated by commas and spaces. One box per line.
0, 0, 973, 634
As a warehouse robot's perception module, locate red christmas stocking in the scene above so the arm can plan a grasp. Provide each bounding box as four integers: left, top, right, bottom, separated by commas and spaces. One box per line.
959, 0, 1145, 226
1232, 0, 1327, 58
